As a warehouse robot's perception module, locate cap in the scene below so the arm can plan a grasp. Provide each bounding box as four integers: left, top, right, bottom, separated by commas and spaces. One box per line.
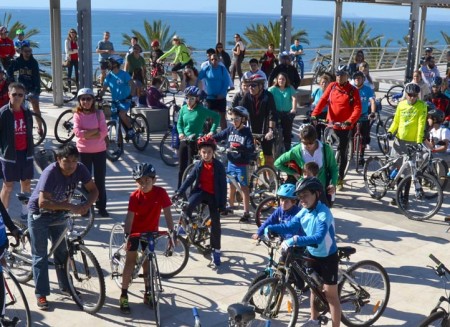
0, 26, 8, 33
172, 35, 179, 40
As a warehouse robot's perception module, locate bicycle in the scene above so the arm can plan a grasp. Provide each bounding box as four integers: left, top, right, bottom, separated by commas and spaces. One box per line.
147, 63, 180, 94
242, 240, 390, 326
109, 222, 189, 288
22, 93, 47, 147
418, 254, 450, 326
385, 84, 404, 108
363, 143, 444, 220
159, 92, 181, 167
105, 98, 150, 161
312, 51, 332, 85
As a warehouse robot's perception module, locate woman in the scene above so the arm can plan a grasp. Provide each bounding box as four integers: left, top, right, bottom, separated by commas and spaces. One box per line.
230, 33, 245, 82
180, 66, 201, 91
124, 44, 146, 79
72, 88, 109, 217
215, 42, 231, 72
348, 50, 364, 76
260, 43, 278, 77
268, 72, 297, 151
157, 35, 193, 84
130, 68, 147, 106
412, 69, 431, 100
64, 28, 79, 87
310, 74, 331, 140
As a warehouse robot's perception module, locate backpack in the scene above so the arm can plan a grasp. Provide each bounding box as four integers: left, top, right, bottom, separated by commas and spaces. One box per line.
329, 82, 355, 105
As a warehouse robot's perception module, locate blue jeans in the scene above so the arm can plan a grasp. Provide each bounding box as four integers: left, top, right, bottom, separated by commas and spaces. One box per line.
28, 212, 70, 298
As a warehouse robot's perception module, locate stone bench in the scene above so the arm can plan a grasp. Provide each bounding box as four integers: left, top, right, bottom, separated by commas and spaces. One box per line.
296, 77, 314, 107
135, 107, 169, 132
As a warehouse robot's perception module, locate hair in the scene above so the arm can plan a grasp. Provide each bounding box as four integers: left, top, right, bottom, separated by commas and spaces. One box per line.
206, 48, 216, 55
104, 31, 110, 35
304, 162, 319, 177
299, 125, 318, 143
413, 69, 422, 79
183, 66, 199, 85
56, 142, 79, 159
272, 72, 291, 88
234, 34, 241, 38
268, 43, 274, 48
8, 82, 25, 92
131, 36, 138, 42
354, 50, 364, 63
249, 58, 258, 65
215, 42, 223, 51
151, 76, 163, 86
67, 28, 77, 41
319, 74, 331, 84
359, 61, 373, 85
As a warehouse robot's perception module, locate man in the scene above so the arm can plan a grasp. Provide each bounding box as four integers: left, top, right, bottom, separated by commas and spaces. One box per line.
290, 38, 304, 79
96, 31, 114, 85
243, 58, 268, 89
157, 35, 193, 84
14, 29, 30, 56
0, 26, 15, 70
311, 65, 362, 190
421, 56, 440, 90
123, 43, 146, 78
241, 74, 277, 168
0, 83, 34, 219
198, 53, 230, 130
27, 143, 98, 310
269, 51, 301, 90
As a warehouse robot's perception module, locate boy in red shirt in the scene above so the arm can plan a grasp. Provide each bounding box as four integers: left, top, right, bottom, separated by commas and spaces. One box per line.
119, 163, 174, 314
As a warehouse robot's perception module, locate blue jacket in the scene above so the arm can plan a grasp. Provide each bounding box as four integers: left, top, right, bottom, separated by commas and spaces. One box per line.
178, 158, 227, 210
198, 64, 229, 99
257, 205, 302, 239
214, 126, 255, 165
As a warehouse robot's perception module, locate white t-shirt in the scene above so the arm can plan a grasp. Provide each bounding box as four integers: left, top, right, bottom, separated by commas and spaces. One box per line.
429, 127, 450, 154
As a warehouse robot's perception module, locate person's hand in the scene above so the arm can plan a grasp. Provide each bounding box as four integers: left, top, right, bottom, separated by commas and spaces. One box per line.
387, 132, 394, 140
369, 112, 376, 120
343, 121, 352, 128
281, 237, 296, 251
263, 226, 271, 239
206, 132, 213, 137
290, 109, 296, 115
327, 185, 336, 195
251, 233, 259, 240
265, 129, 274, 140
179, 134, 185, 141
171, 193, 179, 203
11, 229, 21, 244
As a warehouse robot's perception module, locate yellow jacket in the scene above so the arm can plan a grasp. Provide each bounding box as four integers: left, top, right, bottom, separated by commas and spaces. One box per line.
388, 99, 427, 143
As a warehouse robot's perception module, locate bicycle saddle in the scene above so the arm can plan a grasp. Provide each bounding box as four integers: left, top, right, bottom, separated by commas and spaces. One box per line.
227, 303, 256, 323
337, 246, 356, 258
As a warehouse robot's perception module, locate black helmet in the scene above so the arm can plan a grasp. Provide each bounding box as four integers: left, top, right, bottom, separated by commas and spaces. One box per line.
229, 106, 249, 118
432, 76, 443, 87
427, 108, 445, 123
352, 71, 365, 80
132, 163, 156, 180
295, 177, 323, 194
335, 65, 349, 76
404, 83, 420, 95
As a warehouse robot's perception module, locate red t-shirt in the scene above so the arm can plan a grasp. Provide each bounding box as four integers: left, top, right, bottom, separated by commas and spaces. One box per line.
199, 161, 214, 194
128, 186, 171, 233
70, 41, 79, 61
14, 109, 27, 151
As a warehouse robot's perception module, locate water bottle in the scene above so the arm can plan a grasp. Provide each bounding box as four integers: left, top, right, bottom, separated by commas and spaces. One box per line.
389, 168, 399, 180
192, 307, 201, 327
148, 238, 155, 252
307, 268, 323, 287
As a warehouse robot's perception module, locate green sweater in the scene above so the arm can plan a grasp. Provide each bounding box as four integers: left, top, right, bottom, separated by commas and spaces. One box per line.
158, 43, 191, 64
274, 141, 338, 187
177, 104, 220, 137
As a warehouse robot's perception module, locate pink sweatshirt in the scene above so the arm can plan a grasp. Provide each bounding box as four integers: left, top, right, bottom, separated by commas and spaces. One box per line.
73, 110, 108, 153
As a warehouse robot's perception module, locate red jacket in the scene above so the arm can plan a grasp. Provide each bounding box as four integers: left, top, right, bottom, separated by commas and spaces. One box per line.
0, 37, 15, 59
312, 81, 362, 129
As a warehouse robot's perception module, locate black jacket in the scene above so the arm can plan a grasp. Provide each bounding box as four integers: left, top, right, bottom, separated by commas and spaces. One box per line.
242, 90, 276, 134
268, 64, 301, 89
7, 55, 41, 94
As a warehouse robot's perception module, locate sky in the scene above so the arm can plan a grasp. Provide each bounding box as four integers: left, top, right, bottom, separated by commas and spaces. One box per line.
3, 0, 449, 20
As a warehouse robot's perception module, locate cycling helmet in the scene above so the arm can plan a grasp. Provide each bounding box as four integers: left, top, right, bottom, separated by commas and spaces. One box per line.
279, 51, 290, 59
295, 177, 323, 194
197, 135, 217, 151
352, 71, 365, 80
108, 54, 124, 66
335, 65, 349, 76
432, 76, 443, 87
184, 85, 202, 97
16, 29, 24, 35
151, 40, 160, 47
427, 108, 445, 123
132, 163, 156, 180
229, 106, 249, 118
425, 47, 433, 52
277, 183, 297, 200
77, 88, 95, 99
249, 74, 266, 84
172, 35, 180, 40
404, 83, 421, 95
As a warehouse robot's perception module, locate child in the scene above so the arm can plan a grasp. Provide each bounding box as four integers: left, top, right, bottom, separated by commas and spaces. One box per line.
310, 74, 330, 140
146, 77, 168, 109
214, 106, 255, 222
358, 61, 374, 90
174, 136, 227, 268
119, 163, 174, 314
425, 109, 450, 167
303, 161, 319, 178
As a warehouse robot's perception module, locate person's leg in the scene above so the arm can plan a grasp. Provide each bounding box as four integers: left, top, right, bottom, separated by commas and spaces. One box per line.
118, 110, 132, 130
177, 141, 189, 189
236, 57, 244, 79
29, 95, 42, 117
281, 113, 294, 151
205, 193, 221, 261
299, 59, 304, 79
228, 183, 236, 208
121, 251, 137, 291
49, 217, 70, 292
335, 129, 350, 181
0, 182, 13, 210
92, 151, 107, 212
185, 191, 204, 220
230, 60, 237, 82
67, 61, 73, 80
324, 284, 341, 327
73, 60, 79, 87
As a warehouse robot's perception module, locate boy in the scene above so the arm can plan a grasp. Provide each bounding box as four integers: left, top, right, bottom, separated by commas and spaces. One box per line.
303, 161, 319, 178
146, 77, 167, 109
214, 106, 254, 222
425, 109, 450, 167
120, 163, 174, 314
174, 136, 227, 268
265, 177, 341, 327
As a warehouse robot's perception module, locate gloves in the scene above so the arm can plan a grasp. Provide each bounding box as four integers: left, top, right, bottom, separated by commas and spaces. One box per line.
265, 129, 274, 141
281, 237, 296, 251
342, 121, 352, 127
387, 132, 394, 140
310, 116, 318, 125
263, 226, 271, 239
369, 112, 376, 120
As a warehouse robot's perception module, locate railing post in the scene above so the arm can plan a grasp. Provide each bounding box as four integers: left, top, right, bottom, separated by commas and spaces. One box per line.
376, 48, 386, 70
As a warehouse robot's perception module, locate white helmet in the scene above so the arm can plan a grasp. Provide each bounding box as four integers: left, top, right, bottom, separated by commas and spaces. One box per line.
77, 88, 95, 99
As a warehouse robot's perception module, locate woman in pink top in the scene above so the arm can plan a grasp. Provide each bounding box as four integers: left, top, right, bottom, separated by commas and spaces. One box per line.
73, 88, 109, 217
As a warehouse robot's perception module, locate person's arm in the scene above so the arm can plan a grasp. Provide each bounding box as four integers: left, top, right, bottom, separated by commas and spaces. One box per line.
0, 199, 19, 234
290, 87, 297, 114
123, 55, 130, 73
123, 211, 134, 235
213, 127, 229, 142
73, 112, 99, 139
348, 87, 362, 125
176, 107, 185, 137
292, 213, 328, 248
157, 45, 176, 62
64, 39, 70, 59
388, 106, 400, 135
417, 103, 427, 143
162, 206, 174, 231
325, 143, 339, 187
39, 191, 77, 212
312, 82, 334, 116
80, 180, 99, 214
177, 163, 198, 195
207, 108, 221, 135
32, 61, 41, 94
256, 207, 281, 237
233, 43, 240, 56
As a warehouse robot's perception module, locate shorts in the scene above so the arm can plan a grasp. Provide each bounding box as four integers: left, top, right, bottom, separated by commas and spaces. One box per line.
227, 162, 248, 186
306, 251, 339, 285
172, 60, 193, 72
126, 236, 148, 252
261, 138, 274, 156
27, 93, 39, 101
100, 61, 109, 70
1, 151, 34, 182
112, 99, 131, 113
206, 98, 227, 113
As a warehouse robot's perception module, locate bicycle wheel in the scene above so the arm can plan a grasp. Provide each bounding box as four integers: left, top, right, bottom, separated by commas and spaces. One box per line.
109, 223, 126, 288
3, 269, 32, 327
63, 78, 77, 103
249, 166, 279, 209
375, 121, 390, 155
106, 120, 123, 161
160, 130, 180, 167
396, 172, 443, 221
254, 196, 279, 227
66, 244, 106, 314
155, 233, 189, 278
131, 113, 150, 151
181, 163, 196, 198
386, 85, 404, 108
339, 260, 390, 327
54, 109, 75, 143
428, 158, 448, 190
31, 112, 47, 147
149, 257, 162, 326
363, 156, 388, 200
242, 277, 298, 327
355, 134, 362, 173
383, 115, 394, 132
419, 310, 450, 327
70, 188, 95, 239
5, 231, 33, 284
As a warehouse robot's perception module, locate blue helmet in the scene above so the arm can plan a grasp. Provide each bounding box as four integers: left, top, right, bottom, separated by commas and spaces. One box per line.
277, 183, 297, 199
108, 54, 124, 66
184, 85, 202, 97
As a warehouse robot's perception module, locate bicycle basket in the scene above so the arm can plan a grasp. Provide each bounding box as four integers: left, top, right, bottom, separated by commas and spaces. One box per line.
34, 149, 56, 172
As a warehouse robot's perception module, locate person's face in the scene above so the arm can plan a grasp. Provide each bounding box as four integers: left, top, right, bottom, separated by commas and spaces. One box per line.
234, 36, 240, 42
131, 39, 137, 46
319, 78, 329, 90
297, 190, 317, 209
241, 82, 249, 93
336, 73, 348, 85
427, 117, 436, 127
354, 76, 364, 87
248, 82, 262, 95
18, 34, 25, 40
356, 53, 364, 62
79, 95, 94, 110
413, 73, 421, 83
301, 138, 317, 151
294, 40, 300, 46
229, 113, 243, 128
303, 169, 314, 178
432, 85, 440, 94
185, 68, 193, 76
210, 55, 219, 67
133, 46, 141, 55
250, 62, 259, 73
103, 32, 110, 40
277, 75, 286, 87
199, 147, 214, 162
8, 87, 25, 107
22, 47, 32, 59
268, 46, 273, 53
279, 197, 295, 211
216, 45, 223, 52
406, 92, 418, 105
172, 39, 179, 45
57, 155, 79, 176
186, 96, 198, 109
428, 59, 435, 69
135, 176, 155, 193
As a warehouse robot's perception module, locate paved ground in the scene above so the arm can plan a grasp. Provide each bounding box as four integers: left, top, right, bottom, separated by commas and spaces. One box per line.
5, 86, 450, 326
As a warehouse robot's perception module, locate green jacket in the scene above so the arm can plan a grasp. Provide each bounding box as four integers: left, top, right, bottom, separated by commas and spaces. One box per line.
274, 141, 338, 188
177, 103, 220, 137
158, 43, 191, 64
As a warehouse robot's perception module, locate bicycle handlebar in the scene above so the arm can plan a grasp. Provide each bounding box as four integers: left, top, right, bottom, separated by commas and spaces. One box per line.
429, 254, 450, 275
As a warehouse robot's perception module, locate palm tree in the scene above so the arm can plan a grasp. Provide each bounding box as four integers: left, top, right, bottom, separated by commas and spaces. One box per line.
396, 35, 438, 47
440, 31, 450, 45
0, 12, 40, 48
324, 20, 383, 48
243, 21, 309, 49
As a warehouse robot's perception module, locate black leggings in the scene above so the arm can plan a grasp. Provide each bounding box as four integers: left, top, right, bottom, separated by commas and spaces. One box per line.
80, 151, 107, 210
177, 140, 198, 189
335, 129, 351, 180
278, 112, 295, 151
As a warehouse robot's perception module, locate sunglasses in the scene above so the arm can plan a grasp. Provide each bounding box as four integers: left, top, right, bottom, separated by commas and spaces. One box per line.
407, 93, 418, 97
11, 93, 24, 97
80, 97, 93, 101
248, 84, 259, 88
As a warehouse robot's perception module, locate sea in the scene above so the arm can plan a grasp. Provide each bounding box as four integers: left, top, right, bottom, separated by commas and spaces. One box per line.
2, 8, 450, 70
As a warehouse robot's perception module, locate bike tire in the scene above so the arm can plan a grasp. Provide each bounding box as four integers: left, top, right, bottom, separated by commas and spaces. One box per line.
31, 112, 47, 147
5, 230, 33, 284
429, 158, 448, 190
92, 68, 102, 88
396, 172, 443, 221
375, 121, 390, 155
149, 257, 162, 326
181, 163, 196, 199
339, 260, 390, 327
355, 134, 361, 173
54, 109, 75, 143
363, 156, 388, 200
418, 310, 450, 327
386, 85, 404, 108
70, 188, 95, 239
62, 78, 77, 103
242, 277, 298, 327
131, 113, 150, 151
159, 130, 179, 167
155, 233, 189, 278
3, 269, 32, 326
66, 244, 106, 314
383, 115, 394, 132
106, 120, 123, 162
249, 166, 279, 210
254, 196, 279, 228
109, 223, 126, 289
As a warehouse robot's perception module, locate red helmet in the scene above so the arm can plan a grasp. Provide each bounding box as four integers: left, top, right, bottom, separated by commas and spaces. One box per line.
151, 40, 160, 47
285, 160, 302, 175
197, 135, 217, 151
249, 74, 266, 83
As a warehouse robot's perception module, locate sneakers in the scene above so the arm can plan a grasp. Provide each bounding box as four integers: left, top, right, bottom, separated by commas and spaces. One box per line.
98, 208, 110, 217
302, 319, 320, 327
240, 212, 251, 223
212, 250, 221, 267
143, 293, 154, 308
119, 296, 131, 314
336, 179, 344, 191
125, 130, 135, 142
390, 198, 397, 206
37, 296, 48, 310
